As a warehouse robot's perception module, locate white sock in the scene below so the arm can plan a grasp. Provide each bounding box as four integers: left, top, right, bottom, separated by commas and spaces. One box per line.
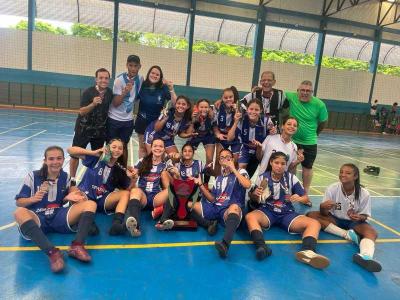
359, 238, 375, 258
324, 223, 350, 240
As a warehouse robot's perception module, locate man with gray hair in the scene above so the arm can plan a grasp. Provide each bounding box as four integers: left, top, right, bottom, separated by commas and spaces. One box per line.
283, 80, 328, 195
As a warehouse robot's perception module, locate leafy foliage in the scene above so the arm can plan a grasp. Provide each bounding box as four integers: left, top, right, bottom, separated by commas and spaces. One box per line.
11, 20, 400, 76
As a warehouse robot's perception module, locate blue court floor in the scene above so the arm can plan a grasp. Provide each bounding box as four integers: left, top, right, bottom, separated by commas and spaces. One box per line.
0, 108, 399, 299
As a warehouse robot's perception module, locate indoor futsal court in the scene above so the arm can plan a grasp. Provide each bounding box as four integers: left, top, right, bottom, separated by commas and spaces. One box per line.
0, 109, 399, 299
1, 0, 400, 299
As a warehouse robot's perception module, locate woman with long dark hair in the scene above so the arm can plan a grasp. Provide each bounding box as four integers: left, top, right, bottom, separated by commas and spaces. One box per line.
307, 163, 381, 272
144, 95, 193, 156
246, 151, 329, 269
125, 138, 170, 236
135, 65, 177, 158
14, 146, 97, 272
67, 139, 133, 236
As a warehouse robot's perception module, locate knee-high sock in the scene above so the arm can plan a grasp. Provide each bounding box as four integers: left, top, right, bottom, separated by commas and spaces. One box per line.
74, 211, 95, 244
359, 238, 375, 257
20, 220, 54, 254
250, 230, 266, 248
301, 236, 317, 251
127, 199, 142, 226
223, 213, 241, 246
189, 210, 213, 228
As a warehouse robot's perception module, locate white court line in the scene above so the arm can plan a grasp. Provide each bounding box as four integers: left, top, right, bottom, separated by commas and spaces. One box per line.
319, 148, 400, 175
0, 122, 40, 135
0, 112, 75, 124
0, 130, 47, 154
0, 222, 16, 231
313, 164, 384, 196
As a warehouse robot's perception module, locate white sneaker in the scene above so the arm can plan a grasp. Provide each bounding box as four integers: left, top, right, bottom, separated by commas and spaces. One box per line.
295, 250, 330, 269
126, 216, 141, 237
155, 219, 174, 231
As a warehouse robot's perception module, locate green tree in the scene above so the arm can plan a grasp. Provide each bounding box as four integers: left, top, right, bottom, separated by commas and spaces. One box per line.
14, 20, 67, 35
71, 23, 112, 40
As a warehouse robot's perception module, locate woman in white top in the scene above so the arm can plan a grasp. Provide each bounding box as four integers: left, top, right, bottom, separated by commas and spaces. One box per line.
257, 116, 304, 175
307, 163, 381, 272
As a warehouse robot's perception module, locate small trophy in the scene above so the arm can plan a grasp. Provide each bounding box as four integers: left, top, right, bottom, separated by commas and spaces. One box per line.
99, 144, 111, 164
259, 178, 270, 204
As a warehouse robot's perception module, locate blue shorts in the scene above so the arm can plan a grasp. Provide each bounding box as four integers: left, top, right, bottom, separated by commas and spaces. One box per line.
331, 215, 367, 229
19, 207, 76, 239
257, 207, 301, 233
200, 200, 242, 224
144, 127, 175, 148
96, 192, 114, 215
218, 140, 241, 154
189, 134, 215, 149
106, 118, 134, 144
238, 145, 257, 164
144, 190, 158, 209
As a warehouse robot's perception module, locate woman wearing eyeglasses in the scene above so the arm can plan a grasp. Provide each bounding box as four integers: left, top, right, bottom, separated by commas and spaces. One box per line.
307, 164, 381, 272
190, 149, 251, 258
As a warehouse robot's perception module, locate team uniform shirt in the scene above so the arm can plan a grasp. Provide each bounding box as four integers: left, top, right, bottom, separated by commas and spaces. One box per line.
284, 92, 328, 145
213, 103, 241, 152
134, 159, 167, 194
137, 85, 171, 122
110, 72, 144, 121
258, 134, 298, 174
189, 115, 215, 147
323, 182, 371, 221
175, 160, 204, 180
15, 170, 74, 234
238, 115, 273, 154
78, 155, 130, 202
144, 108, 191, 146
210, 169, 249, 208
15, 170, 70, 214
256, 171, 305, 214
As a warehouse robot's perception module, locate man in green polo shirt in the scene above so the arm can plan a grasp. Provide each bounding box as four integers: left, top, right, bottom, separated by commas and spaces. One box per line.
284, 80, 328, 194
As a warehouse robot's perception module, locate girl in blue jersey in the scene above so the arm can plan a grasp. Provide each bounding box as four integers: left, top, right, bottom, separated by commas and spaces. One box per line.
67, 139, 133, 236
246, 152, 330, 269
135, 65, 177, 159
126, 138, 170, 236
14, 146, 97, 273
189, 99, 215, 186
144, 95, 193, 156
156, 143, 205, 230
227, 99, 276, 178
213, 88, 242, 176
191, 149, 251, 258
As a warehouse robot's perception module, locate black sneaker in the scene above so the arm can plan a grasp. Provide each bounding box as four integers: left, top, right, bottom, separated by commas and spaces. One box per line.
215, 241, 228, 258
255, 245, 272, 261
207, 220, 218, 236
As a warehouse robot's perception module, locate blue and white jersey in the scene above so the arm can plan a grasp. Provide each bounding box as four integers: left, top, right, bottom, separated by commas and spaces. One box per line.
214, 103, 235, 134
15, 170, 70, 213
175, 160, 204, 180
256, 171, 305, 213
211, 169, 249, 208
193, 116, 214, 137
149, 108, 191, 141
238, 115, 273, 153
110, 72, 144, 121
135, 158, 167, 194
78, 155, 130, 201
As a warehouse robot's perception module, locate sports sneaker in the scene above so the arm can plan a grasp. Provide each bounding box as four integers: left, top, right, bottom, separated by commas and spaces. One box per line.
48, 248, 64, 273
155, 219, 174, 231
347, 229, 360, 245
295, 250, 330, 269
126, 216, 141, 237
68, 242, 91, 263
255, 245, 272, 261
353, 253, 382, 272
207, 220, 218, 236
215, 241, 228, 259
151, 206, 164, 220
